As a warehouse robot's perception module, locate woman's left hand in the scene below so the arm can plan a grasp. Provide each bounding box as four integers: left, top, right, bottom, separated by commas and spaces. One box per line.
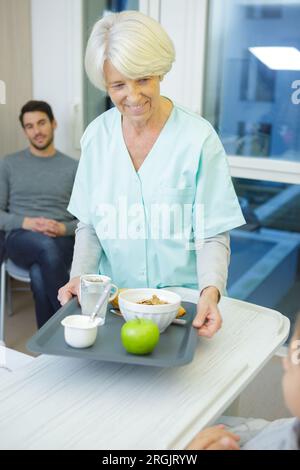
192, 286, 222, 338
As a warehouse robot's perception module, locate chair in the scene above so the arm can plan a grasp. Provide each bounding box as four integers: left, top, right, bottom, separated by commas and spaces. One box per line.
0, 260, 31, 342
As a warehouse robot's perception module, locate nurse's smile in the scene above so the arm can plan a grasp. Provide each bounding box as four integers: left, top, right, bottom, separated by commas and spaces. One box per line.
125, 101, 149, 115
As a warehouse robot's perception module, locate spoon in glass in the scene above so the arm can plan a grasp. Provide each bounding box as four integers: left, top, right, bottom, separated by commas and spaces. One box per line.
89, 284, 111, 323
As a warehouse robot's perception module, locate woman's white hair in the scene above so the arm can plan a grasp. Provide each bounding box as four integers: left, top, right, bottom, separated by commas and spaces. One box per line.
85, 11, 175, 91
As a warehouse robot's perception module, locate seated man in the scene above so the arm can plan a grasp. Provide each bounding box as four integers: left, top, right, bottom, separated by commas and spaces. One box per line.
0, 100, 78, 328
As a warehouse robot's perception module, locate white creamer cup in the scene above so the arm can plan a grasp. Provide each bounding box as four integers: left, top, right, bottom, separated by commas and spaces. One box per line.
61, 315, 103, 348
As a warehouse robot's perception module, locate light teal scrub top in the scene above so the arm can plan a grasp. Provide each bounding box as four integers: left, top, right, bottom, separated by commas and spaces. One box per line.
68, 104, 245, 289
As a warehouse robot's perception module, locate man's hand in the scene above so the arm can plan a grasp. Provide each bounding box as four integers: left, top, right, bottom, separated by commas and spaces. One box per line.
192, 286, 222, 338
22, 217, 66, 237
58, 276, 81, 306
186, 425, 240, 450
22, 217, 46, 232
39, 219, 67, 237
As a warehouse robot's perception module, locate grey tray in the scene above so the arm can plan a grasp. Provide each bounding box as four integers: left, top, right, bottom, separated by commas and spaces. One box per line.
27, 298, 199, 367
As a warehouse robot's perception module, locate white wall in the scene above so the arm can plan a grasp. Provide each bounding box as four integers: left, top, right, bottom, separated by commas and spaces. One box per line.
140, 0, 207, 114
31, 0, 83, 159
0, 0, 32, 157
160, 0, 207, 114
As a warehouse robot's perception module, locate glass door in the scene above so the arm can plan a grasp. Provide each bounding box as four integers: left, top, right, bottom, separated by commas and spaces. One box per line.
203, 0, 300, 338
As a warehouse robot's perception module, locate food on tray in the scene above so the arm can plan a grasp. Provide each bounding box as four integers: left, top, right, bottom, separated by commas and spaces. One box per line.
111, 289, 186, 317
137, 295, 169, 305
110, 288, 128, 309
176, 306, 186, 318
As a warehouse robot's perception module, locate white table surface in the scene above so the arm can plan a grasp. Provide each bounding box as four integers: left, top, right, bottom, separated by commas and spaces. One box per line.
0, 288, 290, 450
0, 346, 34, 377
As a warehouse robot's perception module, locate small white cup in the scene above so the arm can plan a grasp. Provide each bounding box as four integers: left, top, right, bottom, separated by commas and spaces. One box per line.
80, 274, 118, 324
61, 315, 102, 348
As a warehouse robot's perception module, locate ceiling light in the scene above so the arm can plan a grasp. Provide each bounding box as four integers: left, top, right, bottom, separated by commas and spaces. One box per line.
249, 47, 300, 70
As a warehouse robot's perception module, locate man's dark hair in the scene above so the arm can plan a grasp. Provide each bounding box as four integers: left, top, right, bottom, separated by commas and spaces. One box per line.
19, 100, 55, 127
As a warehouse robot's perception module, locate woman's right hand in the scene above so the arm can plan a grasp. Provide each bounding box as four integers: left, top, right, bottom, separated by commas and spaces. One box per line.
58, 276, 81, 306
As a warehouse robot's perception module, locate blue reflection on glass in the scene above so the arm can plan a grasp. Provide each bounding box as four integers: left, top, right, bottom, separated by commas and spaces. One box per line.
208, 2, 300, 160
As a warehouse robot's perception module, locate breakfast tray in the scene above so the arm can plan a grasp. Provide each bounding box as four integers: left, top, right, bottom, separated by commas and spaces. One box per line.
27, 298, 199, 367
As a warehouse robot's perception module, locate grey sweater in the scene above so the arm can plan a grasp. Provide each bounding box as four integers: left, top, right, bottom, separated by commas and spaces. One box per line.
0, 149, 78, 236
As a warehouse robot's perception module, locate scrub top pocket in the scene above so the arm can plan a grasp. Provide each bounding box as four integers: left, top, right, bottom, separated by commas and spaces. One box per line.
153, 187, 194, 203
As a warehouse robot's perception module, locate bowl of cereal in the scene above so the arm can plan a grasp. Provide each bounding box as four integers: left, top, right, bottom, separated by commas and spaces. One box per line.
118, 288, 181, 332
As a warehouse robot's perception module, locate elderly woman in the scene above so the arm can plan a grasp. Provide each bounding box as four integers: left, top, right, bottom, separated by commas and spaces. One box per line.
58, 11, 245, 337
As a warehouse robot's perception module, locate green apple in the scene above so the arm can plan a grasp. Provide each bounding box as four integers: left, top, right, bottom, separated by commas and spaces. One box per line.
121, 318, 160, 355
